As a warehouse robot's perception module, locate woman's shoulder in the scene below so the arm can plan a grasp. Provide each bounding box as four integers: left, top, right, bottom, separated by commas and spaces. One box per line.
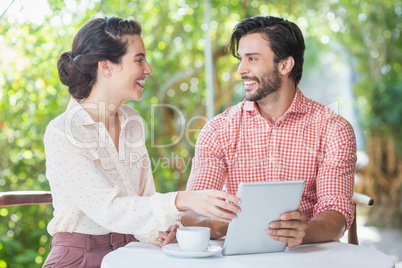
43, 112, 70, 147
46, 112, 68, 132
45, 98, 79, 132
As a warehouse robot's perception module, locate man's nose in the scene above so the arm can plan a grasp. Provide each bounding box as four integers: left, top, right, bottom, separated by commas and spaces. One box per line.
237, 61, 249, 76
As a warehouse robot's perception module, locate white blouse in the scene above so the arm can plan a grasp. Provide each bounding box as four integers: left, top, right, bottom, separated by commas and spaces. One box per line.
44, 98, 181, 242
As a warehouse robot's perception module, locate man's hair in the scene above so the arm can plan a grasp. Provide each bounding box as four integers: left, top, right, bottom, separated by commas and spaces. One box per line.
228, 16, 305, 85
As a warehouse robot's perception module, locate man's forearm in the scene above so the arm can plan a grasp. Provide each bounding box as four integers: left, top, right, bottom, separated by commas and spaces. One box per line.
182, 211, 229, 239
302, 210, 347, 244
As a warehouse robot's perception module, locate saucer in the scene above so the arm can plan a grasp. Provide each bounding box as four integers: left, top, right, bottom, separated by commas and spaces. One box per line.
162, 243, 223, 258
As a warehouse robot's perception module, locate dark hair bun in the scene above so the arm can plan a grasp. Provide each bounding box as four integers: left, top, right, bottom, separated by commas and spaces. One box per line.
57, 51, 91, 99
57, 17, 142, 100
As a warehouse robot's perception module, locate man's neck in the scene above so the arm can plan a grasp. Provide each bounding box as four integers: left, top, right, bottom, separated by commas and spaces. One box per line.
255, 85, 296, 125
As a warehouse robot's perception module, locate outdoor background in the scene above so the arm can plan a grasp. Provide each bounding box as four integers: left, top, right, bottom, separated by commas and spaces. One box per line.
0, 0, 401, 267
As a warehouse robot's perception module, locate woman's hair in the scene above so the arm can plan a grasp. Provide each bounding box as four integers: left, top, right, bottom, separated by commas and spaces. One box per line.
57, 17, 142, 99
228, 16, 305, 86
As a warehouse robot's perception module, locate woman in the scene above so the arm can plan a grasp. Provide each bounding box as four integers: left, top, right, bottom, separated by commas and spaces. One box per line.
43, 17, 240, 267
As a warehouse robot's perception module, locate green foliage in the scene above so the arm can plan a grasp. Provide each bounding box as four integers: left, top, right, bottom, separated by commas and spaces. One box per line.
0, 205, 52, 267
0, 0, 400, 266
329, 0, 402, 153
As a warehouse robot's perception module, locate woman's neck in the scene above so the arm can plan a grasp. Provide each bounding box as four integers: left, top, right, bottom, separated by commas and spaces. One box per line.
81, 94, 121, 130
81, 94, 122, 151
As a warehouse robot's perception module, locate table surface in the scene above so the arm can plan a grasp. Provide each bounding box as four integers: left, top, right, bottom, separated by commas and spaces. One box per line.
101, 240, 395, 268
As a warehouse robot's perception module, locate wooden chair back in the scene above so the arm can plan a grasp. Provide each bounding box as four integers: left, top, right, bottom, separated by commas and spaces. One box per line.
349, 192, 375, 245
0, 190, 373, 245
0, 191, 52, 207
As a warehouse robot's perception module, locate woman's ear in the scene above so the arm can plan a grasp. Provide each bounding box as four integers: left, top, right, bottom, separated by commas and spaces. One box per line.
278, 56, 295, 76
98, 60, 112, 77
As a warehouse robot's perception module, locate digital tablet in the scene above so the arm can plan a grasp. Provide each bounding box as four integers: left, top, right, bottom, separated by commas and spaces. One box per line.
222, 180, 305, 256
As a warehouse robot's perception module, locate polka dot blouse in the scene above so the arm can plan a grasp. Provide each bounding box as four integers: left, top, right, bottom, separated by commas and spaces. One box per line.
44, 98, 181, 242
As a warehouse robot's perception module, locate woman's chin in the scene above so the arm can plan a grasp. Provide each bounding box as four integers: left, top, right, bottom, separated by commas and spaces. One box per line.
131, 93, 143, 101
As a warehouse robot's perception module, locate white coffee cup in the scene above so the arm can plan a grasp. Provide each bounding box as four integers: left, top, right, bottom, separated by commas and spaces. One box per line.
176, 227, 210, 252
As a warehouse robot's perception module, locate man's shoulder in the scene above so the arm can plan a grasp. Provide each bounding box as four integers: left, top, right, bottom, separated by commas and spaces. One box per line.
205, 100, 248, 131
307, 98, 354, 132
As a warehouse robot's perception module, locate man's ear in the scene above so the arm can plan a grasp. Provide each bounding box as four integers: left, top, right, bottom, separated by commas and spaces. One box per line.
278, 56, 295, 76
98, 60, 112, 77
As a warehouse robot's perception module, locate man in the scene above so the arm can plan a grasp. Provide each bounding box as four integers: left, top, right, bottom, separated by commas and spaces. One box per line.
184, 16, 356, 248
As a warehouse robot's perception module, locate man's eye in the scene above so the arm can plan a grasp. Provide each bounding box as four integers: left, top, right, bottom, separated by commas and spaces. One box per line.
249, 57, 255, 62
238, 57, 243, 62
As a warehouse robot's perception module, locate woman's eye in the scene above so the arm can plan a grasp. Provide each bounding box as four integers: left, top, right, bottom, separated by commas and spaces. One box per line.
249, 57, 255, 62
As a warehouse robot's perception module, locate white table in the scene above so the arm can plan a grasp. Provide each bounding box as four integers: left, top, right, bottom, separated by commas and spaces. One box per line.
101, 241, 395, 268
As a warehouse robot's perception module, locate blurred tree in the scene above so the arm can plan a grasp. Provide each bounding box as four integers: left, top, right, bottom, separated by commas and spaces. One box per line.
0, 6, 68, 266
328, 0, 402, 228
0, 0, 400, 267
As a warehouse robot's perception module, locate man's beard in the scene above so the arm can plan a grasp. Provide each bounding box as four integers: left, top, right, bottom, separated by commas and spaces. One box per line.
244, 65, 281, 102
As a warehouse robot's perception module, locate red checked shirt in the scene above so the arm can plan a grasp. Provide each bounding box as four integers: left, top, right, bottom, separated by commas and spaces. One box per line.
187, 88, 357, 229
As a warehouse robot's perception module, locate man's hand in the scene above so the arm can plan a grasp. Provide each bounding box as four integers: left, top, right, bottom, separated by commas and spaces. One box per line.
158, 224, 179, 247
266, 210, 347, 248
266, 210, 308, 248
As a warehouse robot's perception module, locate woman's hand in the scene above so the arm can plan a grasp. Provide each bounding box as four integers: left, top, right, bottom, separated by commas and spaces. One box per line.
158, 224, 179, 247
175, 190, 241, 223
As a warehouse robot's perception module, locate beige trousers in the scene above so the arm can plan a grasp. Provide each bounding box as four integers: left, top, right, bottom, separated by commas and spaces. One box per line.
43, 232, 136, 268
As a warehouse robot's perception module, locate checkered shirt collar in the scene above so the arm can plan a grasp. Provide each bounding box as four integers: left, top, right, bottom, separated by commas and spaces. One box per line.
243, 87, 309, 116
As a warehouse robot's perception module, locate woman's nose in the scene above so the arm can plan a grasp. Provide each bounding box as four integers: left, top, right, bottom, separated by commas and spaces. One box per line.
145, 61, 152, 76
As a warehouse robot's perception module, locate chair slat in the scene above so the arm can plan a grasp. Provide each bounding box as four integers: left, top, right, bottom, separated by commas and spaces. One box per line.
0, 191, 52, 207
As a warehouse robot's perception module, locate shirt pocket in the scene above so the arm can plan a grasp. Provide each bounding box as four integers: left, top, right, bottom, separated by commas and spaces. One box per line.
125, 146, 149, 167
85, 148, 118, 171
98, 157, 117, 170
